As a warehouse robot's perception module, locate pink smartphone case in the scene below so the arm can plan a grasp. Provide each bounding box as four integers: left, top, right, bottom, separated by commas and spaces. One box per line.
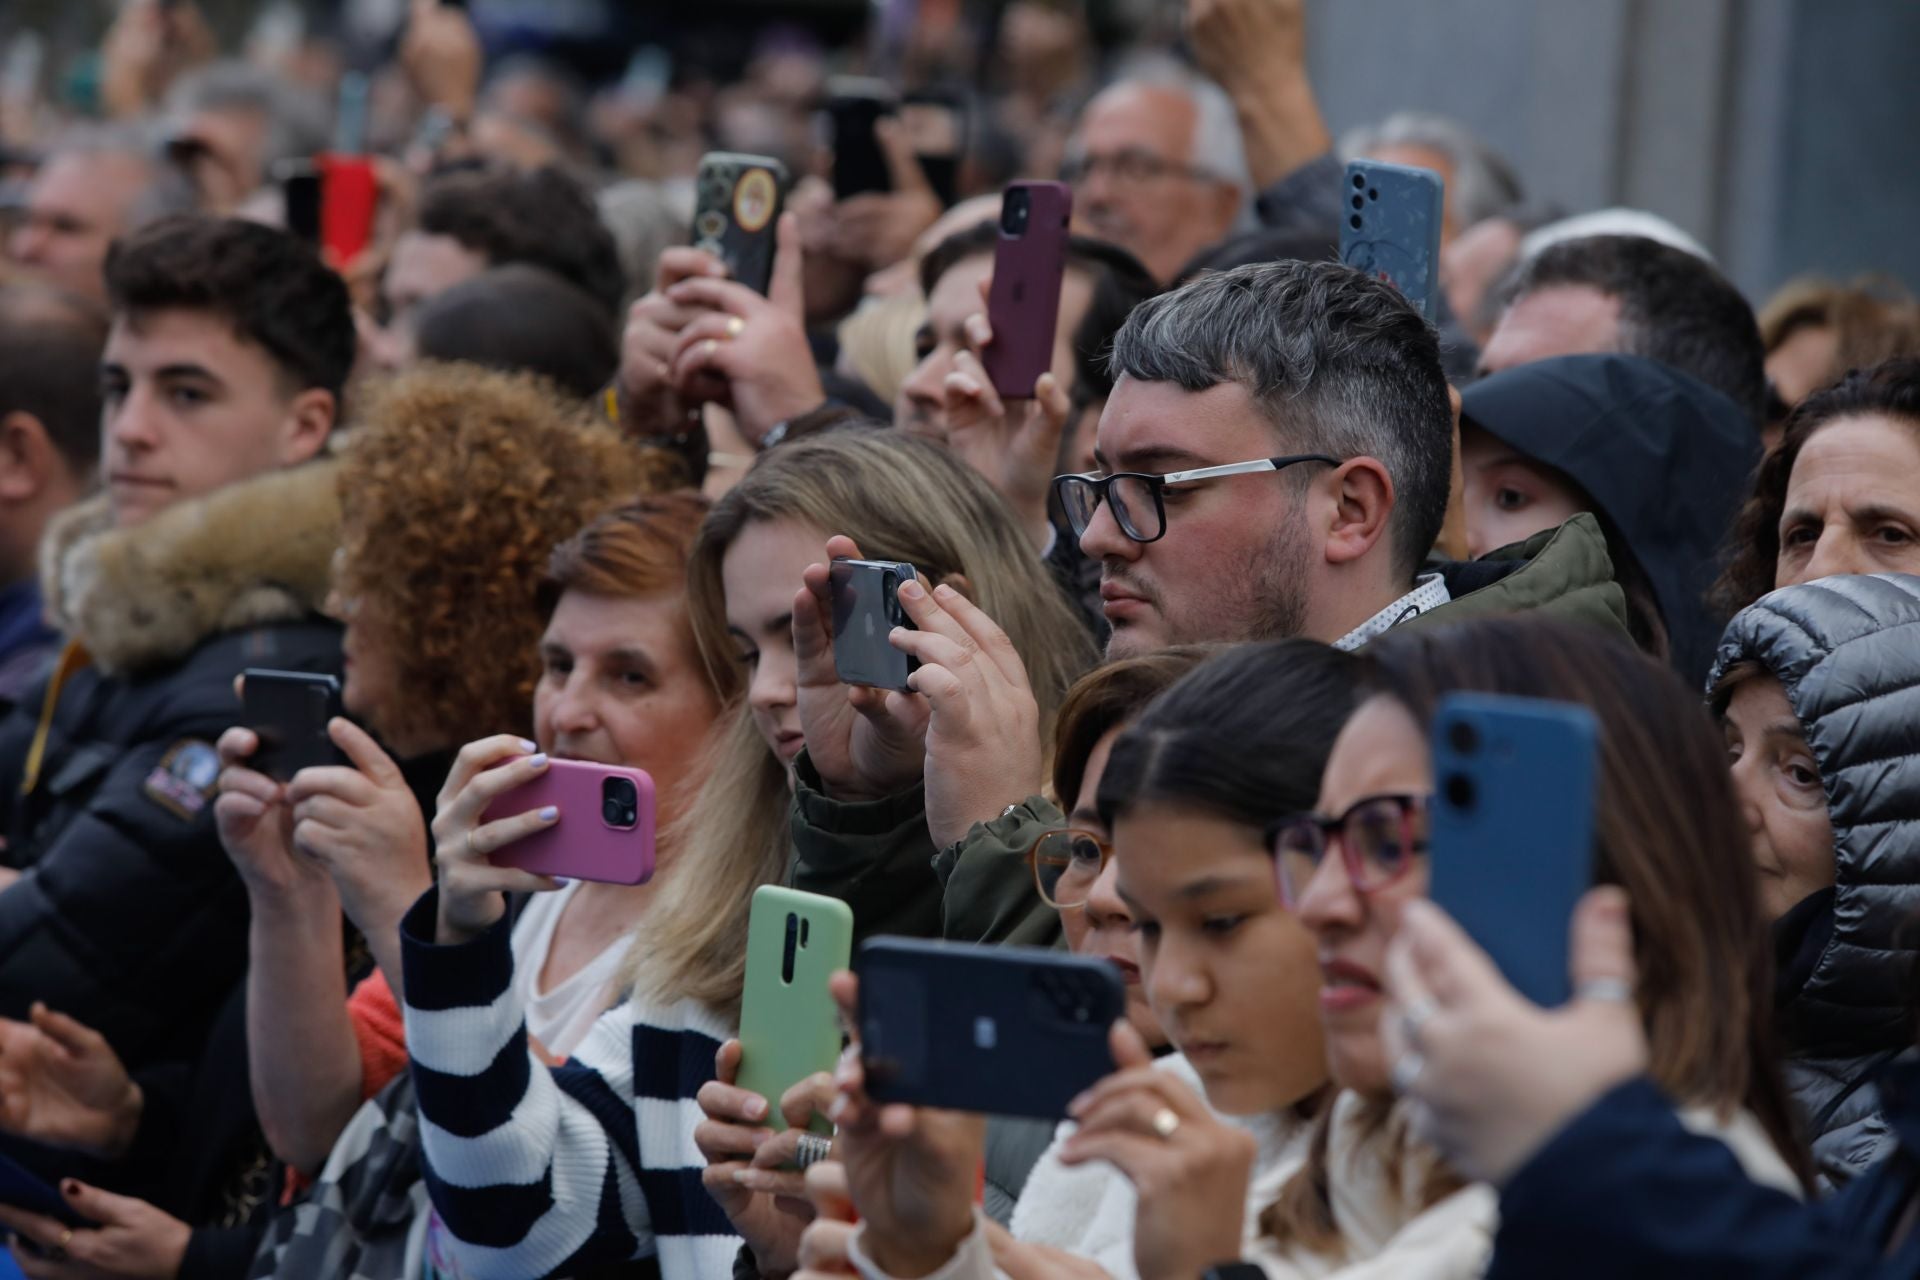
981, 181, 1073, 399
480, 759, 657, 885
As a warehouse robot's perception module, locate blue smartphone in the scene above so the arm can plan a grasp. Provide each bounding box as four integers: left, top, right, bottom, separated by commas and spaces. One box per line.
857, 938, 1123, 1119
1427, 693, 1598, 1007
1339, 159, 1444, 323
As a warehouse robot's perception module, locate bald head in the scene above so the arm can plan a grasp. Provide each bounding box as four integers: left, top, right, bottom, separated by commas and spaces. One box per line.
1067, 79, 1245, 283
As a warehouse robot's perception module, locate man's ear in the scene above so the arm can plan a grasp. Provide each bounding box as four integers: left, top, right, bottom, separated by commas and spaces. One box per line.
0, 412, 54, 504
279, 388, 336, 466
1322, 456, 1395, 568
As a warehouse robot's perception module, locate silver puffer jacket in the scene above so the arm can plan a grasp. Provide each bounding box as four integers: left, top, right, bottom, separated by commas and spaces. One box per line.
1710, 573, 1920, 1190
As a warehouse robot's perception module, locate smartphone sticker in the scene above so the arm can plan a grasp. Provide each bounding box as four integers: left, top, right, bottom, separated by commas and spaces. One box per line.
734, 169, 777, 234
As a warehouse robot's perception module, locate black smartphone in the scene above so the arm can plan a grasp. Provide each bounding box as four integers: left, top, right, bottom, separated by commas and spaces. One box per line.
692, 151, 790, 296
901, 91, 964, 207
826, 77, 897, 200
242, 669, 344, 782
0, 1151, 91, 1229
275, 159, 321, 245
830, 558, 918, 693
857, 938, 1124, 1119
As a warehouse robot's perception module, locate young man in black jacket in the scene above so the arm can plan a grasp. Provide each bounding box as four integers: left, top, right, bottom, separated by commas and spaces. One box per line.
0, 215, 351, 1074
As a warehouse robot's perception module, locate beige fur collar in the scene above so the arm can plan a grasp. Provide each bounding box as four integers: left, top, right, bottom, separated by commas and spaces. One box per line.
40, 460, 341, 675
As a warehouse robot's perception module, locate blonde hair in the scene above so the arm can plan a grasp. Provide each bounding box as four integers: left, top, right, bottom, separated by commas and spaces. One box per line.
834, 294, 926, 407
625, 428, 1098, 1016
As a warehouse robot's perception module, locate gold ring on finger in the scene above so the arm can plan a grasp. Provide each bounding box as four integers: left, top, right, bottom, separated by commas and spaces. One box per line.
1151, 1107, 1180, 1139
724, 316, 745, 339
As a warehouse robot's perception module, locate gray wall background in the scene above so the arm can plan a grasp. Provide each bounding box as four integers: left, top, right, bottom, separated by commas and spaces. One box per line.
1302, 0, 1920, 303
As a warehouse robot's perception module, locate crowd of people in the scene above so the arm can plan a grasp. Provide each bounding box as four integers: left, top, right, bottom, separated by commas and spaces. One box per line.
1, 0, 1920, 1277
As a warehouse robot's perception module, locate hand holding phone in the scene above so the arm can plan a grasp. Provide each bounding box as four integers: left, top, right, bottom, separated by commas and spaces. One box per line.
830, 559, 920, 693
1427, 693, 1598, 1007
480, 759, 657, 885
981, 182, 1073, 400
1339, 159, 1444, 323
242, 669, 343, 783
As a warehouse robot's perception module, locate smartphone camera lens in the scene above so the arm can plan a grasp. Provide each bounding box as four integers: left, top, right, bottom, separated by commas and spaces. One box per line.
1001, 186, 1031, 235
1352, 173, 1366, 189
1443, 772, 1477, 813
601, 776, 639, 828
1350, 213, 1363, 230
1447, 720, 1481, 756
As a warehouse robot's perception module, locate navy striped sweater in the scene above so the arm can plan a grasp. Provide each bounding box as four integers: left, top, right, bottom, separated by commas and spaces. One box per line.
399, 889, 744, 1279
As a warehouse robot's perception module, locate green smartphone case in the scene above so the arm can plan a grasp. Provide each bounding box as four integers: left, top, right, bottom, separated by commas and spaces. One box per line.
737, 885, 854, 1133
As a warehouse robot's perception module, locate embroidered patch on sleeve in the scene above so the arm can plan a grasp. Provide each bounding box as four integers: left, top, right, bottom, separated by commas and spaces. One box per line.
142, 739, 222, 821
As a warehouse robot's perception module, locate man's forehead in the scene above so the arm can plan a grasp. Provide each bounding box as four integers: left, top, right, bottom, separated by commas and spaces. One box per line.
1096, 376, 1267, 468
1077, 85, 1196, 156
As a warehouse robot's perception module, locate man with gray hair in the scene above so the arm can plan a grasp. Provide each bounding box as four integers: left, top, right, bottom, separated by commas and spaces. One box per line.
1061, 70, 1248, 283
1055, 258, 1627, 657
5, 126, 192, 301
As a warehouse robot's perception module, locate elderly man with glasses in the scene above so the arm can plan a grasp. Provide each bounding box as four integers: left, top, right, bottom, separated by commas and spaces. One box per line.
1061, 75, 1250, 284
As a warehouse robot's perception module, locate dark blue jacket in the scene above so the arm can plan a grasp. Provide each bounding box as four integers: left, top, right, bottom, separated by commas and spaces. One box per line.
1488, 1063, 1920, 1278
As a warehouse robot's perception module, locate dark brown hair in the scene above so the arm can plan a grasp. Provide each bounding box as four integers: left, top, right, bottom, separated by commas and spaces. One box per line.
105, 214, 355, 400
1048, 647, 1216, 811
1711, 358, 1920, 617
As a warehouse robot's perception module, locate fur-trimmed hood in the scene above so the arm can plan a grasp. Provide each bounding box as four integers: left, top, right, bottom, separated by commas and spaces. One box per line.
40, 460, 341, 675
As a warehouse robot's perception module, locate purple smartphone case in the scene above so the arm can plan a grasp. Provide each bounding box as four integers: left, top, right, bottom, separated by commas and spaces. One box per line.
981, 181, 1073, 399
481, 759, 657, 886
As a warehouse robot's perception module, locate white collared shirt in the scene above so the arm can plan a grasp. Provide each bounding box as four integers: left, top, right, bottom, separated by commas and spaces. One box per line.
1333, 573, 1453, 651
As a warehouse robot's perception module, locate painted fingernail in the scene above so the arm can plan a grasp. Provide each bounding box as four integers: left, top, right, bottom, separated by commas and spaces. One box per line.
528, 754, 549, 769
898, 580, 924, 600
538, 806, 559, 821
549, 877, 571, 887
518, 738, 538, 752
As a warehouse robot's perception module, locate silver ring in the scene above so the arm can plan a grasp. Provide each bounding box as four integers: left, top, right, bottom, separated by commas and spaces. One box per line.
1577, 977, 1634, 1004
1390, 1049, 1426, 1096
793, 1132, 833, 1169
1399, 997, 1437, 1048
1151, 1107, 1180, 1140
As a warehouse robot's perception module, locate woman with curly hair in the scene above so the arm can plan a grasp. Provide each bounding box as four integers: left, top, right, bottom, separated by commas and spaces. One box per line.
1712, 358, 1920, 618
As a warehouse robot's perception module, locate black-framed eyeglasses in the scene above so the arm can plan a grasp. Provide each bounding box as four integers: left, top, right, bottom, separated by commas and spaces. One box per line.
1052, 454, 1341, 544
1269, 793, 1430, 910
1027, 828, 1112, 910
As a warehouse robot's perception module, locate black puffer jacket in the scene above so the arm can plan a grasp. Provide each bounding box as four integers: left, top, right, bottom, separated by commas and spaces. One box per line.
1709, 573, 1920, 1189
0, 463, 341, 1072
